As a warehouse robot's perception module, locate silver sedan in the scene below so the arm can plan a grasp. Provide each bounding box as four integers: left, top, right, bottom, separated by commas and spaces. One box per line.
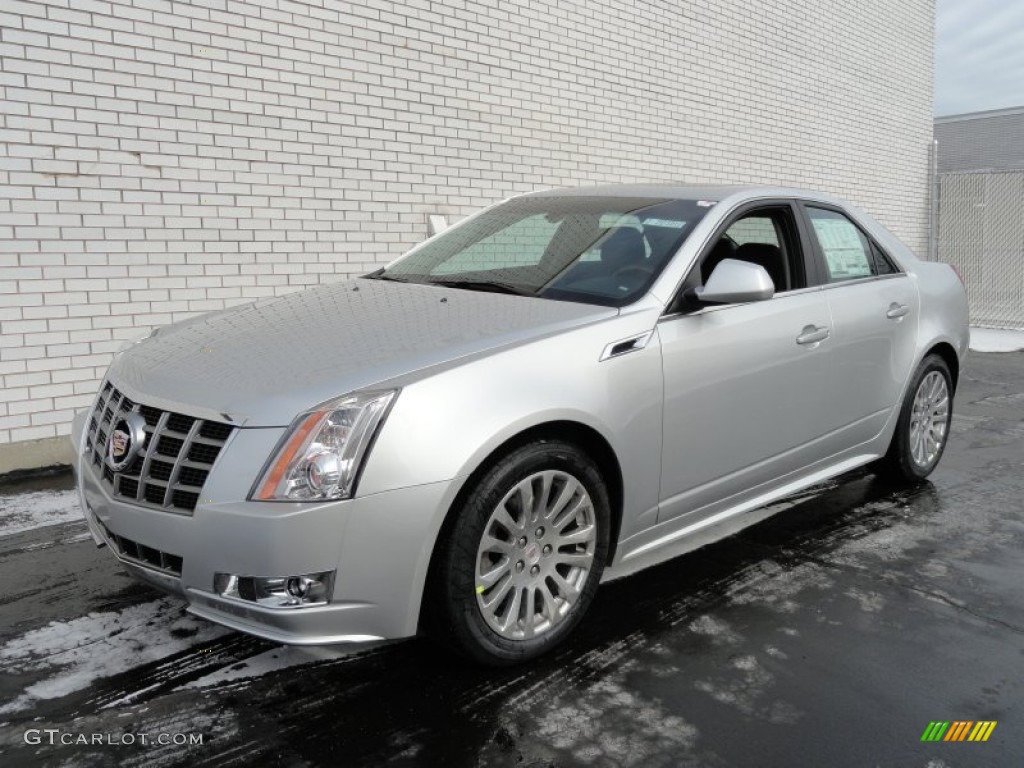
71, 185, 969, 664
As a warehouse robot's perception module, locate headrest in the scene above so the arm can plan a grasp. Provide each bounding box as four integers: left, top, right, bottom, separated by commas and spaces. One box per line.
600, 228, 646, 270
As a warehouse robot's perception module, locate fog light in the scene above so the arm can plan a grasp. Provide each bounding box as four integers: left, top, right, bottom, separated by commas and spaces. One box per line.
214, 570, 334, 609
286, 576, 315, 598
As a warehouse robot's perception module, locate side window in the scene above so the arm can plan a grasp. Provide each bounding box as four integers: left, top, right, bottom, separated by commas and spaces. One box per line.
431, 214, 560, 275
870, 242, 899, 275
806, 207, 875, 282
726, 216, 779, 247
698, 207, 804, 292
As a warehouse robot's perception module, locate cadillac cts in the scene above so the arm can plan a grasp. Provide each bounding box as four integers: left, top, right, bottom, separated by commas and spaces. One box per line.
71, 185, 969, 664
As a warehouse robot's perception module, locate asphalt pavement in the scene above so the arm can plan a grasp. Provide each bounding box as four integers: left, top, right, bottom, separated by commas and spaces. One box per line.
1, 351, 1022, 767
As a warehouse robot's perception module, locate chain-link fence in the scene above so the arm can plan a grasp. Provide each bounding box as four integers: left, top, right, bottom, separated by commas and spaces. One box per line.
934, 170, 1024, 329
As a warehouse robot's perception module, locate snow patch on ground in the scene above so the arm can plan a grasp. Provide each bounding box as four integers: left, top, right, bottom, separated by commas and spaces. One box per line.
729, 561, 834, 612
0, 598, 227, 714
478, 659, 701, 767
183, 645, 360, 689
0, 489, 82, 539
764, 644, 788, 659
917, 559, 949, 578
119, 710, 239, 768
688, 615, 742, 645
185, 649, 305, 688
845, 587, 885, 613
692, 653, 800, 724
530, 665, 699, 765
970, 327, 1024, 353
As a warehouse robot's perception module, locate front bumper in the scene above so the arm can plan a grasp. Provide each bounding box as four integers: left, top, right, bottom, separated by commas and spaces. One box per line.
72, 411, 455, 644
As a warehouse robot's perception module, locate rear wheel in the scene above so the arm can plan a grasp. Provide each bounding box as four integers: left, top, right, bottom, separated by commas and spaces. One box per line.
428, 440, 610, 665
877, 354, 954, 481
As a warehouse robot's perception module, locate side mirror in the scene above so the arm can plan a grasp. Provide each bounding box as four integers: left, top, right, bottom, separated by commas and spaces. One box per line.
693, 258, 774, 304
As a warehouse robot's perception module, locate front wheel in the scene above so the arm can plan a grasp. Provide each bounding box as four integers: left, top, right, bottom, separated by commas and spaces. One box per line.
428, 440, 610, 665
877, 354, 954, 481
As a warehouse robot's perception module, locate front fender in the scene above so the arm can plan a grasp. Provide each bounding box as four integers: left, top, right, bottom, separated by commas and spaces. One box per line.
357, 313, 665, 545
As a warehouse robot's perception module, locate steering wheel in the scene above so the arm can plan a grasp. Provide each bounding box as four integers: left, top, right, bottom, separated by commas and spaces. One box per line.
612, 264, 655, 284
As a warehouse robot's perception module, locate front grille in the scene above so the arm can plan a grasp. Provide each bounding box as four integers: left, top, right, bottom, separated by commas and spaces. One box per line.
85, 380, 234, 514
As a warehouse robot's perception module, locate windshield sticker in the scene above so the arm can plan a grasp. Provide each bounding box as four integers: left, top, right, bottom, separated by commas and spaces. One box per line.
643, 218, 687, 229
697, 200, 718, 208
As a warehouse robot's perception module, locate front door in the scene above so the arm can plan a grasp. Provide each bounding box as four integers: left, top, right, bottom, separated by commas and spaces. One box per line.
657, 202, 835, 524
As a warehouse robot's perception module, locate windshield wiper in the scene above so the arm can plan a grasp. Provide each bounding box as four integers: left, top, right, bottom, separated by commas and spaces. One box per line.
366, 271, 535, 297
364, 269, 412, 283
428, 278, 536, 297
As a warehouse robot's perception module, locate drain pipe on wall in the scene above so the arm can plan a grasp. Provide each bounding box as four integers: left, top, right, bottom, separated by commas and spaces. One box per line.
928, 139, 940, 261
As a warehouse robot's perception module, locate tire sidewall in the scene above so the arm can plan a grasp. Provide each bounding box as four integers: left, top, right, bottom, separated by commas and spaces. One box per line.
441, 440, 611, 665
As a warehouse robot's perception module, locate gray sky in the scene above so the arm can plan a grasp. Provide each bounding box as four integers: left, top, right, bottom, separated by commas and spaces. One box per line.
935, 0, 1024, 116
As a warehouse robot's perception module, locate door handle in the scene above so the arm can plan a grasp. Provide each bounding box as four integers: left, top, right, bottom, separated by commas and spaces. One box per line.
886, 302, 910, 319
796, 325, 830, 345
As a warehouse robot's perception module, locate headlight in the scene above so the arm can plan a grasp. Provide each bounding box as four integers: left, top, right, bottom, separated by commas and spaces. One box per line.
251, 390, 397, 501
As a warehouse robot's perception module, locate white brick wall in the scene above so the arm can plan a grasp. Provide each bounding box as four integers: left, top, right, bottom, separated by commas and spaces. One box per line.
0, 0, 934, 447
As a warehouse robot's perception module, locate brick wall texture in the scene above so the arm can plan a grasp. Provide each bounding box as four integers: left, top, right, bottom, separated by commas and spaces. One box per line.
0, 0, 935, 445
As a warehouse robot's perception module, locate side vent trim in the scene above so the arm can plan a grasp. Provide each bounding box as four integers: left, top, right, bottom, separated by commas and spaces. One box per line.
599, 331, 654, 362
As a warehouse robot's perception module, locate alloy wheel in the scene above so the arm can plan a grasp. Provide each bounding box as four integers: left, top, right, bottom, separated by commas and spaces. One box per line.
909, 371, 950, 468
475, 470, 597, 640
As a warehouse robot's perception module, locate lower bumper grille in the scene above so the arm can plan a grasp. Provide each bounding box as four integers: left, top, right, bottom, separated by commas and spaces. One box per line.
96, 518, 183, 576
85, 380, 234, 514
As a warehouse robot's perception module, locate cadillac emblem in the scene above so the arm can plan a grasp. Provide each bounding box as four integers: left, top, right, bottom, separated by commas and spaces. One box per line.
107, 412, 147, 471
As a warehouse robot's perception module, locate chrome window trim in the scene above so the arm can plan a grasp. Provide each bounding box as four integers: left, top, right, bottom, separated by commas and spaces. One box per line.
816, 272, 909, 292
657, 272, 910, 323
657, 284, 825, 323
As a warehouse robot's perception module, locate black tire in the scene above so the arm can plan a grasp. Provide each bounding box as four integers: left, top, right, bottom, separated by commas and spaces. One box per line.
876, 354, 954, 482
427, 440, 610, 666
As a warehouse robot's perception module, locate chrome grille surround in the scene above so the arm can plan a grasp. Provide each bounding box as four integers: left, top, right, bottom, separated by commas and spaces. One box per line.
84, 380, 234, 514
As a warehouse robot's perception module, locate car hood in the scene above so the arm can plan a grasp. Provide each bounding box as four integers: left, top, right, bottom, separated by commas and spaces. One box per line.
109, 278, 617, 426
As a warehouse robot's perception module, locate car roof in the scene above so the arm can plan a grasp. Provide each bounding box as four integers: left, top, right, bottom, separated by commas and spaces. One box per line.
522, 183, 847, 205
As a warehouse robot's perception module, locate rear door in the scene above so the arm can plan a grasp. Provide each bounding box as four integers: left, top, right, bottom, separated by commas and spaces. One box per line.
799, 204, 919, 447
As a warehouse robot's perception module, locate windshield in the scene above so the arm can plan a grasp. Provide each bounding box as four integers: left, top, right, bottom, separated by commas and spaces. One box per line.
369, 195, 712, 306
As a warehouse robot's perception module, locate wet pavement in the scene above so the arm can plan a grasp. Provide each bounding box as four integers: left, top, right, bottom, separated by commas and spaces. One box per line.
1, 352, 1022, 767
